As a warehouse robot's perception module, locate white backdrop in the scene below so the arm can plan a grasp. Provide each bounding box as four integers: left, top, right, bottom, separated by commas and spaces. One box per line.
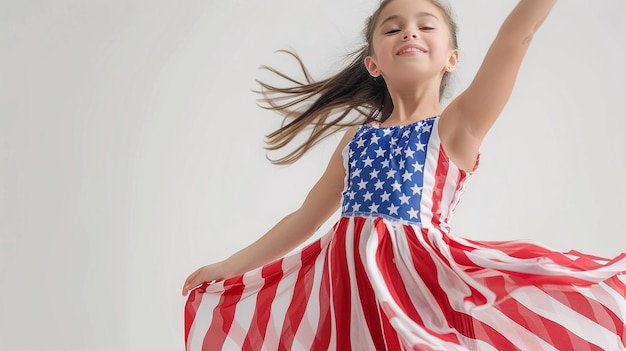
2, 1, 625, 350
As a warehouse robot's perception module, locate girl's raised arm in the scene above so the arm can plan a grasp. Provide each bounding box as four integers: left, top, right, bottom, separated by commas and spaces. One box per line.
441, 0, 557, 165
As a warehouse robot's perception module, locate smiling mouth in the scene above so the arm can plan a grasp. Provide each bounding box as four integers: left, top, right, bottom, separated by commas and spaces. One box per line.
397, 46, 427, 55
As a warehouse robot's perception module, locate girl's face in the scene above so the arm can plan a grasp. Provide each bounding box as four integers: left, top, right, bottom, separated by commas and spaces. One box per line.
365, 0, 458, 86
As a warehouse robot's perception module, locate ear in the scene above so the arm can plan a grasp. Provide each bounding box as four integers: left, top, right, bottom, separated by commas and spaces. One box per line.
364, 56, 381, 77
446, 49, 459, 72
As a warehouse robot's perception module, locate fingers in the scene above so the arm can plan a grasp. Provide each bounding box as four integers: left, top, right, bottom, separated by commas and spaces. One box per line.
182, 270, 199, 296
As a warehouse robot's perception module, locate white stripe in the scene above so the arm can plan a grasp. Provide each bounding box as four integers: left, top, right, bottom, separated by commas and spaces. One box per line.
221, 338, 241, 350
363, 221, 468, 351
511, 285, 620, 348
466, 247, 626, 283
472, 304, 560, 351
458, 335, 498, 351
187, 291, 220, 351
295, 235, 330, 350
597, 279, 626, 323
263, 250, 302, 349
393, 225, 455, 331
576, 283, 626, 329
224, 268, 266, 347
343, 219, 378, 349
420, 123, 441, 228
440, 158, 459, 228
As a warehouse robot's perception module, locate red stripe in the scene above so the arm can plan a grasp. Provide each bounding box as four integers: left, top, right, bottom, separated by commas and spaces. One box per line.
451, 237, 608, 286
184, 282, 209, 349
202, 275, 246, 350
242, 259, 285, 351
351, 217, 388, 350
402, 225, 468, 343
498, 296, 604, 351
549, 286, 625, 339
379, 303, 402, 350
330, 218, 352, 350
606, 275, 626, 296
309, 222, 336, 351
278, 240, 322, 350
472, 318, 520, 351
443, 169, 465, 226
430, 148, 449, 230
374, 219, 462, 345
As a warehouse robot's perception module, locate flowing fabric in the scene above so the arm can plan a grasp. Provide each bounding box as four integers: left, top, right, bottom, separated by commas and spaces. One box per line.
185, 116, 626, 350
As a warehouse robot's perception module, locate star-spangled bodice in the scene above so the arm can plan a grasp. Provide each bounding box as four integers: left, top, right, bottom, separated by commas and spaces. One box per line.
341, 116, 477, 230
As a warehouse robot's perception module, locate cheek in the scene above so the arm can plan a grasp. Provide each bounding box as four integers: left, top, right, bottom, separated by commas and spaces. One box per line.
375, 40, 396, 61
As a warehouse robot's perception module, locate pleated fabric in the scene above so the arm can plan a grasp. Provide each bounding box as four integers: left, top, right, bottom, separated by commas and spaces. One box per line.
185, 117, 626, 350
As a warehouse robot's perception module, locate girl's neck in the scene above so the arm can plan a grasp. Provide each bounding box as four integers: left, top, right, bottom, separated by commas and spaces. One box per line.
384, 82, 442, 125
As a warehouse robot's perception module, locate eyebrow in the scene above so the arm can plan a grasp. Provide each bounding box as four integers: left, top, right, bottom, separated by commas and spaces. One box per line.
380, 12, 440, 26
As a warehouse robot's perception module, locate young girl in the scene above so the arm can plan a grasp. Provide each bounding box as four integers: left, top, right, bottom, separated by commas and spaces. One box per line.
183, 0, 626, 350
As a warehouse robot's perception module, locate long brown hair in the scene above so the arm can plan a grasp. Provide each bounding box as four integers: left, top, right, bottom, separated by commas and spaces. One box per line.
257, 0, 458, 165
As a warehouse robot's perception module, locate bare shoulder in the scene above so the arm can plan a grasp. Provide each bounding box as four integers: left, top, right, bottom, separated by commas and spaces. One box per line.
334, 125, 360, 153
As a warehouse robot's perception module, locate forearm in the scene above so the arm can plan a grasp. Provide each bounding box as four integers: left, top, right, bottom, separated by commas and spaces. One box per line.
501, 0, 557, 45
223, 209, 320, 276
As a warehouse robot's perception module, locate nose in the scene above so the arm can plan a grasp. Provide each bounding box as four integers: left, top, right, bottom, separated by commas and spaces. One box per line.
403, 28, 420, 40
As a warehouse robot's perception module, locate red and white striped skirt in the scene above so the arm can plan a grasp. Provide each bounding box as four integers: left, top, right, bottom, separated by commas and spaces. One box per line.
185, 216, 626, 350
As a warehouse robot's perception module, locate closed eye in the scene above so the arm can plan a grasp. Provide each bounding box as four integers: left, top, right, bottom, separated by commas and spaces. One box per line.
384, 29, 401, 35
420, 27, 435, 31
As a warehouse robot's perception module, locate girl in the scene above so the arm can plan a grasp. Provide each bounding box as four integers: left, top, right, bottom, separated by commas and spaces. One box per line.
183, 0, 626, 350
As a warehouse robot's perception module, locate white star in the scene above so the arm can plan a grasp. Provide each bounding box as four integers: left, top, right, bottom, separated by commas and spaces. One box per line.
351, 168, 362, 179
374, 179, 385, 190
358, 179, 368, 189
390, 137, 398, 146
369, 203, 380, 212
363, 157, 374, 167
349, 149, 355, 157
399, 194, 411, 205
370, 134, 380, 144
402, 170, 413, 181
410, 184, 422, 195
363, 191, 373, 201
407, 207, 419, 219
380, 191, 391, 202
381, 159, 390, 169
393, 146, 402, 156
361, 149, 368, 157
370, 169, 380, 179
387, 204, 399, 215
402, 129, 411, 138
422, 124, 432, 133
356, 138, 366, 148
382, 128, 392, 136
399, 159, 405, 169
374, 147, 386, 158
350, 159, 357, 168
404, 148, 415, 158
413, 162, 424, 173
415, 141, 426, 151
352, 203, 362, 211
348, 190, 357, 199
386, 169, 397, 179
391, 180, 402, 192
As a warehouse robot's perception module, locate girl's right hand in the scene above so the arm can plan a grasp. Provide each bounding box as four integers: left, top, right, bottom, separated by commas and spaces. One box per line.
182, 261, 233, 296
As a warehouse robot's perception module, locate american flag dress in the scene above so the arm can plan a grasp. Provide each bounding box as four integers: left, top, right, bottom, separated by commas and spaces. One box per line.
185, 116, 626, 350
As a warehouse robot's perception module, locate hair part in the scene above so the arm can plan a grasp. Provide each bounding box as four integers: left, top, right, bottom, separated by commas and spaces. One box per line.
258, 0, 458, 165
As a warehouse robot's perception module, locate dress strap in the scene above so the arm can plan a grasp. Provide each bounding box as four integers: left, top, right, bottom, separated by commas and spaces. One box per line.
366, 121, 382, 128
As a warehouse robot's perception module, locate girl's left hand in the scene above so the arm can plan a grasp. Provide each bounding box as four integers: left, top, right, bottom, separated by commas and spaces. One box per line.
182, 261, 233, 296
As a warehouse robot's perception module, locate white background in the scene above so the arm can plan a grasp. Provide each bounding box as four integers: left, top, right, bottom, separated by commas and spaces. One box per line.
2, 0, 625, 350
